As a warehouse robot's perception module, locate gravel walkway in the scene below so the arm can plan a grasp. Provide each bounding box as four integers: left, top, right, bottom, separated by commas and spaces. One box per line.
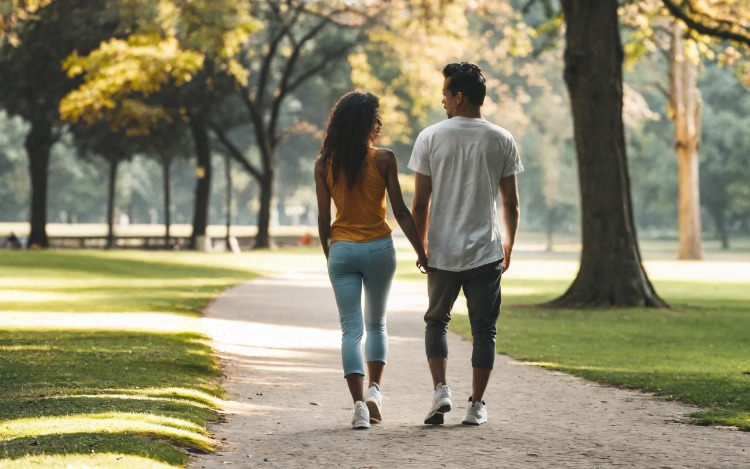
189, 270, 748, 468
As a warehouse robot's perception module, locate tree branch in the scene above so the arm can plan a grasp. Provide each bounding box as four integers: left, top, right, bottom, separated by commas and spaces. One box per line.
661, 0, 750, 47
210, 123, 263, 181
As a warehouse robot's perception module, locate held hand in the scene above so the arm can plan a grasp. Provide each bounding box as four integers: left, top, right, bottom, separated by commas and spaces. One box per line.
416, 255, 431, 274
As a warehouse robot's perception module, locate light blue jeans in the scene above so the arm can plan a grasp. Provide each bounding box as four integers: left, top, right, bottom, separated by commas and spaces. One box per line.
327, 236, 397, 377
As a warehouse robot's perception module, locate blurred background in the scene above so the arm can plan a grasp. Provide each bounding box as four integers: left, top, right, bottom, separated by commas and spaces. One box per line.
1, 0, 748, 253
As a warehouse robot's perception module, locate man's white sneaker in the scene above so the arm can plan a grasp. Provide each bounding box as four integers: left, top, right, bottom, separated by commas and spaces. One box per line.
364, 383, 383, 423
351, 401, 370, 429
462, 397, 488, 425
424, 382, 452, 425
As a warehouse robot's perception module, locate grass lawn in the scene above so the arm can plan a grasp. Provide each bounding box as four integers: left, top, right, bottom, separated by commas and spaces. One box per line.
0, 250, 260, 468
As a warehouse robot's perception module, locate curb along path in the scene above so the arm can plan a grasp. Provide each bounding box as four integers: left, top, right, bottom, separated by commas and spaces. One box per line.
190, 271, 748, 468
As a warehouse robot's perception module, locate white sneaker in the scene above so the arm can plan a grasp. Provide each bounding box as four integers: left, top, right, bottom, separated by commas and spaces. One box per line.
424, 382, 452, 425
351, 401, 370, 429
462, 397, 487, 425
364, 383, 383, 423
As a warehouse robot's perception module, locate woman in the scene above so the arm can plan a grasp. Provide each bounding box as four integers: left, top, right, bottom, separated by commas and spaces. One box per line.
314, 91, 429, 429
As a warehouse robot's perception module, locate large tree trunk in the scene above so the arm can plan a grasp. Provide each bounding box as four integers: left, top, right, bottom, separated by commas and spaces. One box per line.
106, 159, 118, 249
253, 136, 275, 249
189, 115, 211, 250
670, 23, 704, 260
25, 121, 54, 248
551, 0, 667, 308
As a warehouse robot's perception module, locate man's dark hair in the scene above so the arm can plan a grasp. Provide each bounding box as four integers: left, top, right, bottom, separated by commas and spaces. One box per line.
443, 62, 486, 106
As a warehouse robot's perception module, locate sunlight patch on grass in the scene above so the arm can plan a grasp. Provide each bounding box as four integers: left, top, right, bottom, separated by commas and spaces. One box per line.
46, 394, 214, 411
0, 413, 214, 452
0, 454, 179, 468
0, 345, 55, 352
0, 312, 201, 332
121, 387, 224, 408
0, 278, 242, 289
0, 291, 70, 303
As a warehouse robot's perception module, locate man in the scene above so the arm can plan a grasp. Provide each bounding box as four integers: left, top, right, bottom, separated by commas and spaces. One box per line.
408, 62, 523, 426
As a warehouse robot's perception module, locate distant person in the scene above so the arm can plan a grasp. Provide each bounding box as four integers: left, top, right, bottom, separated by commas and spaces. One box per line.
6, 232, 22, 249
409, 62, 523, 426
314, 91, 429, 429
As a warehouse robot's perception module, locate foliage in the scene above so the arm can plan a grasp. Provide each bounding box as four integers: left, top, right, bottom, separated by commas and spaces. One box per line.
59, 0, 259, 135
699, 63, 750, 241
0, 0, 53, 45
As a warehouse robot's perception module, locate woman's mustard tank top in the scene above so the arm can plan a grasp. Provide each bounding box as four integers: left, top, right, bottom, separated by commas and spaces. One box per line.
327, 148, 392, 242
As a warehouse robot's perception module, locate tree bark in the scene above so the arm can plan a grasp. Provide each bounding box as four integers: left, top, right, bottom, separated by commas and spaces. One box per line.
106, 159, 118, 249
551, 0, 667, 308
25, 121, 54, 248
254, 165, 275, 249
670, 23, 704, 260
189, 115, 211, 250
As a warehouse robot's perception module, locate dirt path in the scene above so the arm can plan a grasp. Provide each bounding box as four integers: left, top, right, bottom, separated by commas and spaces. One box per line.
189, 270, 748, 468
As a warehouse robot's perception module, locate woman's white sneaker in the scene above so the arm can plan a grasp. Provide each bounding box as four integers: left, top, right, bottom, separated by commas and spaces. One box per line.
351, 401, 370, 429
462, 397, 487, 425
364, 383, 383, 423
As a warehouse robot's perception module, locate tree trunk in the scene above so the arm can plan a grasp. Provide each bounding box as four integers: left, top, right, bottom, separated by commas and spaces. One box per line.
106, 159, 118, 249
707, 204, 729, 249
162, 155, 172, 247
254, 167, 275, 249
224, 153, 232, 249
252, 133, 275, 249
25, 121, 54, 248
670, 23, 704, 260
189, 115, 211, 250
551, 0, 667, 308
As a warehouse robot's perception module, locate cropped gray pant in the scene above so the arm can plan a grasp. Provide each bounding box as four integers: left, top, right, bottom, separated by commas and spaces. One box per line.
424, 259, 503, 369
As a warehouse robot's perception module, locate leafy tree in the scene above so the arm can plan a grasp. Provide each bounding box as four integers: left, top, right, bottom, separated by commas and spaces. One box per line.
621, 2, 746, 260
699, 63, 750, 248
212, 0, 379, 248
59, 0, 258, 249
0, 0, 119, 247
534, 0, 750, 307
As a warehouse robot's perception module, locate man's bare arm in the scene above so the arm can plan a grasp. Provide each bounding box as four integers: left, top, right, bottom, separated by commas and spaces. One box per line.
498, 174, 520, 273
411, 172, 433, 249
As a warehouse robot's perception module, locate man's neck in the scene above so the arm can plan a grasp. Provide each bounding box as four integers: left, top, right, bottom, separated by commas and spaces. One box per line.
454, 106, 482, 119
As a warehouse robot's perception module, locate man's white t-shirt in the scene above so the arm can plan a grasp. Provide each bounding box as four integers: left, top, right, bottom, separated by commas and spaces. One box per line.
408, 116, 524, 272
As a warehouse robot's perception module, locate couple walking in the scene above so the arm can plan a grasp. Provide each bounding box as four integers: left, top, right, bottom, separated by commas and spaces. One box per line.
314, 62, 523, 429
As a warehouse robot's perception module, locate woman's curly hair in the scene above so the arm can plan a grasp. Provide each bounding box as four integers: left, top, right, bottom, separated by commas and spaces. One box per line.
319, 91, 379, 189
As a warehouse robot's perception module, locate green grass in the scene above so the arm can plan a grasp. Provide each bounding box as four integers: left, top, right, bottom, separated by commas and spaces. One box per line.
0, 250, 259, 467
449, 276, 750, 430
